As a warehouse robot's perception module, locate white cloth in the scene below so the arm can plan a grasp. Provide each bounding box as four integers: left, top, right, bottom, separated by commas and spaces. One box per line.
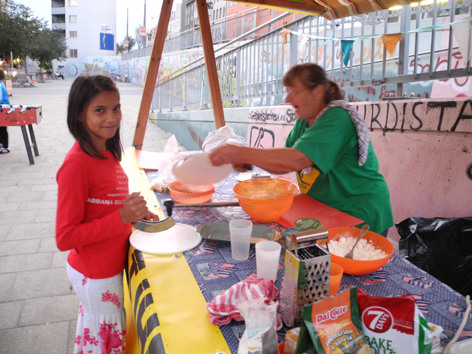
67, 263, 126, 354
314, 100, 370, 166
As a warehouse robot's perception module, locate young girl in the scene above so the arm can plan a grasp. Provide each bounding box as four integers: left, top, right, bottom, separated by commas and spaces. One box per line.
56, 75, 154, 354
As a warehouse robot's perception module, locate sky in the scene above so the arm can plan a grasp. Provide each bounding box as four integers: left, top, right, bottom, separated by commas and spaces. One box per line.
14, 0, 162, 43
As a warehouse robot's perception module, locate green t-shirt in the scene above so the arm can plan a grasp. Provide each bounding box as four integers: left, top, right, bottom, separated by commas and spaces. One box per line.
285, 106, 393, 234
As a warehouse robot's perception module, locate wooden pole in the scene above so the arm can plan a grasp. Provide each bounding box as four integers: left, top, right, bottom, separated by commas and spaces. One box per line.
196, 0, 226, 129
132, 0, 174, 150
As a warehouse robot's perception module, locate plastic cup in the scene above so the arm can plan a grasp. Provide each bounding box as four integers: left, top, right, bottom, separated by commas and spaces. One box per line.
256, 240, 281, 281
229, 219, 253, 261
329, 263, 344, 296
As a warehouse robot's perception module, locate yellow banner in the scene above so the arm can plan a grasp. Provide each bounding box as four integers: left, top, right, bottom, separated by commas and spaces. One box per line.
122, 147, 230, 353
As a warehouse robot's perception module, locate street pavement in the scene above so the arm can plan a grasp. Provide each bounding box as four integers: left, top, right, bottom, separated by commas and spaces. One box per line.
0, 77, 177, 353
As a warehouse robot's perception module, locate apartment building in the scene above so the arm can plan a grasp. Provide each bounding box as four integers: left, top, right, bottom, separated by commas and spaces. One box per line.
51, 0, 117, 72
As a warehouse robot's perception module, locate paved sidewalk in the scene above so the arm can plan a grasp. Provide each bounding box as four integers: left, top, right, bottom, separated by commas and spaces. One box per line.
0, 77, 175, 353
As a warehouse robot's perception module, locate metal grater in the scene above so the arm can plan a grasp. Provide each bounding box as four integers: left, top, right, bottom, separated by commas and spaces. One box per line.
279, 228, 331, 327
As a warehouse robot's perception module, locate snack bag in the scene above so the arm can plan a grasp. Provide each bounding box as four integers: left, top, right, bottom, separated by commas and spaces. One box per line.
357, 289, 433, 354
296, 288, 372, 354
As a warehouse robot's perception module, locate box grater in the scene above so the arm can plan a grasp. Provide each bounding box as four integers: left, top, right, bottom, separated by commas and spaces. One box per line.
279, 228, 331, 327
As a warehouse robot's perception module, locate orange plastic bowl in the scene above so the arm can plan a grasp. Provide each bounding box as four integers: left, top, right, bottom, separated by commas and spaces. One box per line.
233, 177, 299, 223
168, 181, 215, 204
329, 263, 343, 296
328, 227, 394, 276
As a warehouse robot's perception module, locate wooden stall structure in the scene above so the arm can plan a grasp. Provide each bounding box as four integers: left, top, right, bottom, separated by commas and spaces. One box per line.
132, 0, 422, 149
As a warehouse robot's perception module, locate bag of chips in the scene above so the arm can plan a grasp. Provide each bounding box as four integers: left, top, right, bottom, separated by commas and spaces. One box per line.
296, 288, 372, 354
357, 289, 433, 354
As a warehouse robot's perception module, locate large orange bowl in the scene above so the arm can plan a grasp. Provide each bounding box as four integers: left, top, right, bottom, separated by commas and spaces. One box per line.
328, 227, 394, 276
233, 177, 299, 223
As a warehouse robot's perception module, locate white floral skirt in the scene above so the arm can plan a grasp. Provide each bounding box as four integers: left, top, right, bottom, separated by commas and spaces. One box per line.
67, 263, 127, 354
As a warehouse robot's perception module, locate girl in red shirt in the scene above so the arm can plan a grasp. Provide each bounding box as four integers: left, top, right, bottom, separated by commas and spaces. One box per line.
56, 75, 156, 354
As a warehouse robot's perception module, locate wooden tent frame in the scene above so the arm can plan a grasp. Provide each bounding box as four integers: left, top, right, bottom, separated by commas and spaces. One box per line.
131, 0, 417, 148
131, 0, 326, 150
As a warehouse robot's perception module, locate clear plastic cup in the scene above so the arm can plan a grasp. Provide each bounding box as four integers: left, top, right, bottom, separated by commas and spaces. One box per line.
229, 219, 253, 261
256, 240, 281, 281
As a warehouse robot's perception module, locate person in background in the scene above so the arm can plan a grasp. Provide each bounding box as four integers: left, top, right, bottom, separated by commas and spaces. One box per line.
209, 63, 393, 236
56, 75, 157, 354
0, 69, 11, 154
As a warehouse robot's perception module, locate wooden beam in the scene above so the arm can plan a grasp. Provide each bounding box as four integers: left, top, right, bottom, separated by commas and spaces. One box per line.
132, 0, 174, 150
231, 0, 325, 14
196, 0, 226, 129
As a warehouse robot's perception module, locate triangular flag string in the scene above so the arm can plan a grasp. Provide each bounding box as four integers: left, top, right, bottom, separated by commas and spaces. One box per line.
282, 15, 472, 58
452, 20, 472, 66
341, 40, 354, 67
381, 33, 403, 56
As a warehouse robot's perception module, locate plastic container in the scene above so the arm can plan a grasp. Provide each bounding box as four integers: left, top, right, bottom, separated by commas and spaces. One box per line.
168, 181, 215, 204
233, 177, 299, 223
329, 263, 343, 295
328, 227, 394, 276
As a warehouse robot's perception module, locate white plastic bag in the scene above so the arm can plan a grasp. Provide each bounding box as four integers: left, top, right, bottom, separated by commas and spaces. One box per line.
201, 125, 247, 153
237, 298, 278, 354
150, 135, 186, 191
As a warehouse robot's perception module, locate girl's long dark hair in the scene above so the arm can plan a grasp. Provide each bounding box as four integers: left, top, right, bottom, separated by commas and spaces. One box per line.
67, 75, 123, 160
283, 63, 344, 104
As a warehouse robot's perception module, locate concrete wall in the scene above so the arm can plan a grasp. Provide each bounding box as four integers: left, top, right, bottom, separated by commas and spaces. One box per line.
155, 98, 472, 245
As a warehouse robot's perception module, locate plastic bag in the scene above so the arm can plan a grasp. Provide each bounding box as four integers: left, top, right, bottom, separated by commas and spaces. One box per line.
150, 135, 185, 191
201, 125, 247, 153
296, 288, 372, 354
237, 298, 278, 354
357, 289, 432, 354
396, 217, 472, 297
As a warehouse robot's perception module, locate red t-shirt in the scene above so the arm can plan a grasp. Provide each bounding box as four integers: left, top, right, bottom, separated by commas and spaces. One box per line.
56, 142, 131, 279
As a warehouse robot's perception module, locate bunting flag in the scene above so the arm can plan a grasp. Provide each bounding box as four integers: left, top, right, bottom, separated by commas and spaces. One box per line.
279, 28, 291, 46
381, 33, 403, 56
282, 16, 472, 64
452, 20, 472, 66
341, 40, 354, 67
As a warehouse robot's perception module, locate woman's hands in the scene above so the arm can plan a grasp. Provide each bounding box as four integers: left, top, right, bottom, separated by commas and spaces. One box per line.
119, 192, 149, 224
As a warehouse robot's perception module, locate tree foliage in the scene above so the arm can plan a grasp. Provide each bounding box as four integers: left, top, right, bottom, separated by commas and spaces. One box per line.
29, 27, 67, 68
0, 0, 66, 66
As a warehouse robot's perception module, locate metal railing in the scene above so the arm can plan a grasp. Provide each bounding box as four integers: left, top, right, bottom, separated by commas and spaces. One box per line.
153, 0, 472, 112
121, 7, 299, 61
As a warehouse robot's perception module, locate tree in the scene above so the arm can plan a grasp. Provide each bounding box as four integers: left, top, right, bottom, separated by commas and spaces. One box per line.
28, 26, 67, 72
135, 25, 146, 50
0, 0, 42, 60
124, 35, 136, 51
116, 42, 125, 55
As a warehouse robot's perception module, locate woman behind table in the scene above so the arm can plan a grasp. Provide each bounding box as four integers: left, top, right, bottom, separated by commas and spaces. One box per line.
209, 63, 393, 235
56, 75, 154, 354
0, 69, 11, 154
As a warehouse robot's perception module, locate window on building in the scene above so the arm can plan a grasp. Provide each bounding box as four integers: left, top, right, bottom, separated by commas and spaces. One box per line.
70, 31, 77, 38
69, 15, 77, 23
69, 0, 77, 6
70, 49, 78, 58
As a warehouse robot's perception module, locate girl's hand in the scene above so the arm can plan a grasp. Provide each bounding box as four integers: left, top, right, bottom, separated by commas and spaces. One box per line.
145, 211, 160, 222
119, 192, 149, 224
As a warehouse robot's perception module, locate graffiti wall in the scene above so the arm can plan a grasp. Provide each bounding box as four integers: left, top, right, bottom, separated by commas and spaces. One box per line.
156, 98, 472, 244
61, 55, 121, 76
119, 48, 203, 86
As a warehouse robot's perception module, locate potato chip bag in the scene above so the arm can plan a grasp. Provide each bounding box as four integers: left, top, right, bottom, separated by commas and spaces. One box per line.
296, 288, 372, 354
357, 289, 433, 354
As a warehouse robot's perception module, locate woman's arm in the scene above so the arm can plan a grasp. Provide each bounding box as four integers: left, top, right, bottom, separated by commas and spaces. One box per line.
209, 144, 313, 174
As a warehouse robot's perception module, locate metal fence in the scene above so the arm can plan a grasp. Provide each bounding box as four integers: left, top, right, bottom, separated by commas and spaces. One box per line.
121, 8, 297, 61
153, 0, 472, 112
